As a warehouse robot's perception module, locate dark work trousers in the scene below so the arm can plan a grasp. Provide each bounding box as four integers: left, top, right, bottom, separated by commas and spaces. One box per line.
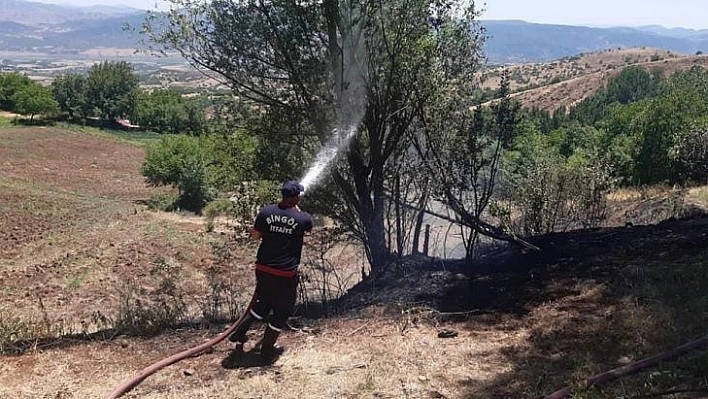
249, 270, 298, 331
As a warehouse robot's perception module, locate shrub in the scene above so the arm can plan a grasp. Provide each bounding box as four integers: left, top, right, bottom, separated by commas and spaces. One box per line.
507, 161, 615, 235
141, 135, 216, 213
146, 192, 180, 212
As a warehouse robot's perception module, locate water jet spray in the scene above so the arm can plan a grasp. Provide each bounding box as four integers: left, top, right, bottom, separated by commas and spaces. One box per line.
300, 125, 359, 193
299, 3, 367, 195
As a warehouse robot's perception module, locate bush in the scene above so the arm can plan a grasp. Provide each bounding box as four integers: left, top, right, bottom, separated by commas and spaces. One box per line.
674, 127, 708, 182
146, 192, 180, 212
508, 161, 614, 235
177, 157, 217, 212
114, 257, 187, 336
141, 135, 216, 213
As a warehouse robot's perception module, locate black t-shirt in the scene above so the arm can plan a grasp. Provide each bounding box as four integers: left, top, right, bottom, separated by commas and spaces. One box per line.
254, 203, 313, 271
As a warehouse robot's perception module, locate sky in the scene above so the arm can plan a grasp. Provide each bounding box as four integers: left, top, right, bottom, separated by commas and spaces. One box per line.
33, 0, 708, 30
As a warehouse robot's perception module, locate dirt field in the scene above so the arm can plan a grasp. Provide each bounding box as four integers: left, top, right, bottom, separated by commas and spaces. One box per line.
1, 126, 707, 399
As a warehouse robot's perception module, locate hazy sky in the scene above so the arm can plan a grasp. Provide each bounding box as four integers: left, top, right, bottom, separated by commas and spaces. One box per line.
35, 0, 708, 30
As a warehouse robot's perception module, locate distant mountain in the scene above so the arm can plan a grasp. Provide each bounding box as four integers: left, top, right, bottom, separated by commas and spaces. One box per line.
0, 0, 142, 25
78, 4, 144, 14
2, 3, 708, 64
482, 20, 708, 63
0, 20, 32, 34
634, 25, 708, 39
0, 0, 149, 53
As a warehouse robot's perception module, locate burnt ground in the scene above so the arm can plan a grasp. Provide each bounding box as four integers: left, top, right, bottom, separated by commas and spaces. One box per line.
327, 214, 708, 397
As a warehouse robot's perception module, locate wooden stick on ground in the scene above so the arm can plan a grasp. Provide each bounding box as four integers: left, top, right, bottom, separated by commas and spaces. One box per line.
545, 335, 708, 399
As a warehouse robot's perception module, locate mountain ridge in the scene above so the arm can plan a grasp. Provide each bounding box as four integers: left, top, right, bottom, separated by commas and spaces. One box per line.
1, 0, 708, 65
481, 20, 708, 63
0, 0, 142, 26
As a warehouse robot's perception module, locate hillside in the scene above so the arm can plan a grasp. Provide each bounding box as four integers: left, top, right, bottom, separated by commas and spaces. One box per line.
478, 48, 708, 112
0, 126, 707, 398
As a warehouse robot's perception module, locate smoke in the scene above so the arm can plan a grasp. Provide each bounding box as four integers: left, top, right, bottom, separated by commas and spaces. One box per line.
300, 2, 368, 193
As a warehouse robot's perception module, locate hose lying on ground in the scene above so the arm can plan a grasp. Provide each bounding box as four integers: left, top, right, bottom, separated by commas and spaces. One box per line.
545, 335, 708, 399
106, 293, 256, 399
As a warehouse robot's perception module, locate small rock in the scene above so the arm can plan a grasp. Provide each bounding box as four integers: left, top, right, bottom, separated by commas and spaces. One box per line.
183, 368, 195, 376
437, 329, 458, 338
618, 356, 633, 365
418, 375, 428, 382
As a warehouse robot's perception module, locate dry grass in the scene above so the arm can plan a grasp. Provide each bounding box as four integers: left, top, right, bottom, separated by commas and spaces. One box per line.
687, 185, 708, 208
0, 317, 525, 399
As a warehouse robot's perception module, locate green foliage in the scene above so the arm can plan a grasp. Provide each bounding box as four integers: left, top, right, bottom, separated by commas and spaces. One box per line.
141, 134, 215, 212
632, 67, 708, 184
141, 129, 258, 213
177, 157, 216, 212
503, 121, 614, 234
569, 66, 657, 125
51, 73, 87, 119
0, 72, 32, 111
550, 66, 708, 186
146, 192, 180, 212
605, 66, 657, 104
674, 126, 708, 182
133, 89, 206, 135
13, 83, 59, 122
85, 61, 139, 120
0, 116, 13, 128
200, 129, 257, 189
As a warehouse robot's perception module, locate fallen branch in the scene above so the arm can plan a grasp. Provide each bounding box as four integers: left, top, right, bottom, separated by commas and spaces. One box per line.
630, 388, 708, 399
545, 335, 708, 399
347, 321, 373, 336
393, 197, 540, 252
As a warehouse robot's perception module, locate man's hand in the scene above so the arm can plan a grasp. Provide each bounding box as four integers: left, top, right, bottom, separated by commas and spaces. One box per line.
250, 227, 262, 240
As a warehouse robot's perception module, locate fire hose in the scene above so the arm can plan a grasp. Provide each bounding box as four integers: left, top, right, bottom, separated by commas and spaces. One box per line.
106, 292, 257, 399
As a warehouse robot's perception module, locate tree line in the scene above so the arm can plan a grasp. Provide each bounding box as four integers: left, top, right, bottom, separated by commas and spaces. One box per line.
0, 61, 206, 135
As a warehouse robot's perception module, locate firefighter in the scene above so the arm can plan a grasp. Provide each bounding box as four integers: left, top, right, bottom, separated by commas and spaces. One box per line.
228, 180, 313, 363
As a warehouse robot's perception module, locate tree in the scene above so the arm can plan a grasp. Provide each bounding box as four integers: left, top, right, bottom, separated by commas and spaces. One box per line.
13, 83, 59, 122
0, 72, 32, 111
85, 61, 139, 120
146, 0, 486, 272
51, 73, 87, 119
415, 74, 523, 258
605, 66, 657, 105
634, 67, 708, 184
141, 135, 217, 213
133, 89, 206, 135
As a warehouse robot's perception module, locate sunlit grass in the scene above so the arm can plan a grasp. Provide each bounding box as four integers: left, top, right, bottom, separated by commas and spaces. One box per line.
55, 121, 163, 147
687, 185, 708, 207
0, 116, 15, 128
